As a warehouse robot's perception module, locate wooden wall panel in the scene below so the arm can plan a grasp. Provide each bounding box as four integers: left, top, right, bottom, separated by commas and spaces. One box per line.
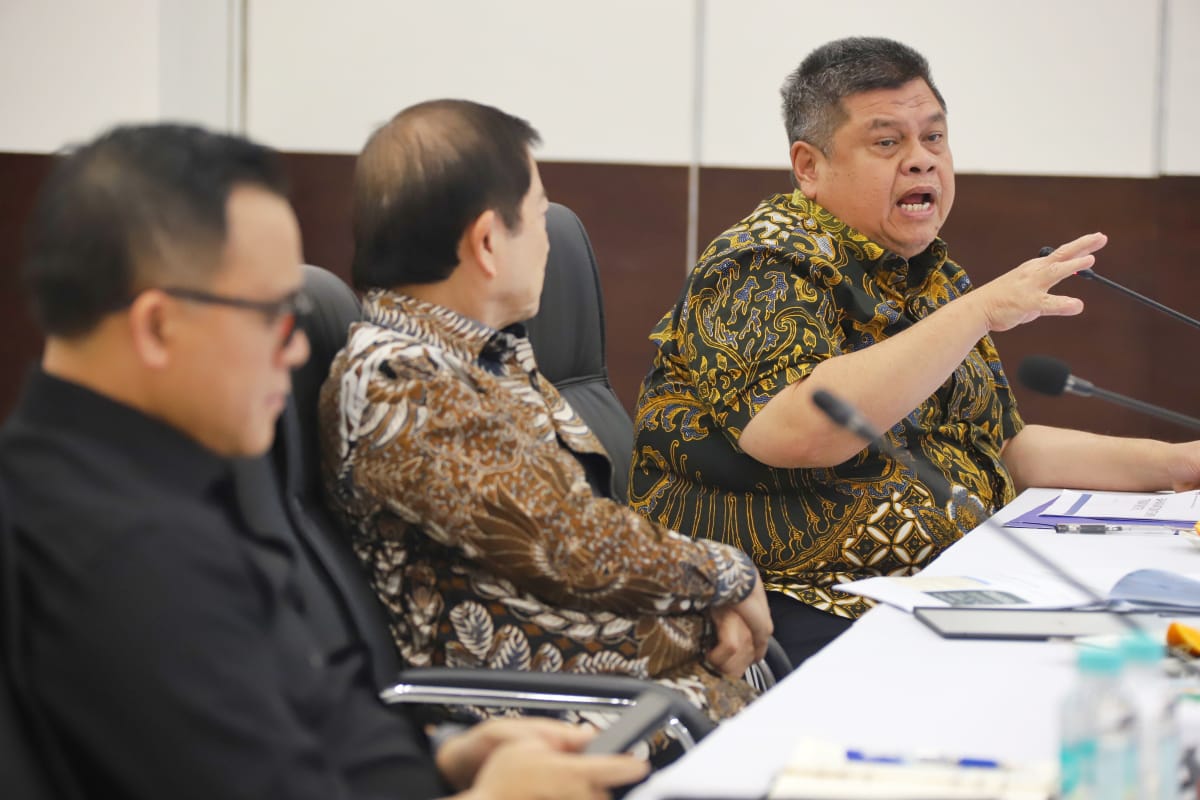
3, 149, 1199, 451
537, 162, 689, 412
0, 154, 52, 420
942, 175, 1172, 441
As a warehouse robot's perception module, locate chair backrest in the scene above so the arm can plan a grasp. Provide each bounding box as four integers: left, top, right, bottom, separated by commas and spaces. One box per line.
524, 203, 634, 502
0, 480, 82, 800
281, 265, 402, 689
292, 264, 367, 505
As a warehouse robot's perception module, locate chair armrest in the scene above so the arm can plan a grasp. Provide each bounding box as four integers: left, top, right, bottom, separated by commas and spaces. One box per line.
380, 667, 715, 748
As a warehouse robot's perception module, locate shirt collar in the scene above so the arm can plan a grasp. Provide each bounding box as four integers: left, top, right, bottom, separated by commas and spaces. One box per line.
363, 290, 529, 365
786, 189, 947, 290
10, 368, 231, 496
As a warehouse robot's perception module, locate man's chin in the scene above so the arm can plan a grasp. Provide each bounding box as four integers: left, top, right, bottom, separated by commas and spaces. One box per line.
886, 229, 940, 259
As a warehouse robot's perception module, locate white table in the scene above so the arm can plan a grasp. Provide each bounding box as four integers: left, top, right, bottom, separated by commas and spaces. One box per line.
631, 489, 1200, 799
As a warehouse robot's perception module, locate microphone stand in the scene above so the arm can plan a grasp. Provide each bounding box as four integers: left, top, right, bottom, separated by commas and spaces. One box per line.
1038, 245, 1200, 331
1071, 382, 1200, 432
1076, 269, 1200, 331
810, 389, 1194, 651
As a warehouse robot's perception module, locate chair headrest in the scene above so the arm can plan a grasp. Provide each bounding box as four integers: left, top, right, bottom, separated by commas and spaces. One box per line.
524, 203, 607, 384
292, 265, 363, 499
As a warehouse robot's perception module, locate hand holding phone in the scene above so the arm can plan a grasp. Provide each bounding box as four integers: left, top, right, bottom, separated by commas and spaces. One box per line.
583, 692, 676, 755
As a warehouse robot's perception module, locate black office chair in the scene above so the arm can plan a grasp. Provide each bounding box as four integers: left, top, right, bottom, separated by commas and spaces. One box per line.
524, 204, 633, 502
525, 204, 793, 688
284, 260, 716, 750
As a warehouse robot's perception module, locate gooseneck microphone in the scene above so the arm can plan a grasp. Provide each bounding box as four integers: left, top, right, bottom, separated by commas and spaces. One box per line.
810, 388, 1144, 634
810, 389, 880, 442
1017, 355, 1200, 433
1039, 245, 1200, 331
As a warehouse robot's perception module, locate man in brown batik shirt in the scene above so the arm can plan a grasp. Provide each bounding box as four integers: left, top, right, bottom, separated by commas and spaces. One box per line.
320, 99, 772, 724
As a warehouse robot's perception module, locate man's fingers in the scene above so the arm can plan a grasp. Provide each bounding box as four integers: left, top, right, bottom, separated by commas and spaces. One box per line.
1046, 231, 1108, 260
707, 638, 736, 669
1040, 294, 1085, 317
1044, 253, 1097, 286
712, 651, 753, 679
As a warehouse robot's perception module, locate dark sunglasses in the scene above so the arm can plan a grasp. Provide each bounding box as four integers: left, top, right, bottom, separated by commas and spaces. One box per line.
160, 286, 313, 347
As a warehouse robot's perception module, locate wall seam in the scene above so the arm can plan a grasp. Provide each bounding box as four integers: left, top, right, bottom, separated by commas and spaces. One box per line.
230, 0, 248, 134
685, 0, 706, 273
1153, 0, 1170, 175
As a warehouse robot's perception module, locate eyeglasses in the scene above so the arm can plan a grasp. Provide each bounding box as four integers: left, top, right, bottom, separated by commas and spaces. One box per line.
160, 286, 313, 347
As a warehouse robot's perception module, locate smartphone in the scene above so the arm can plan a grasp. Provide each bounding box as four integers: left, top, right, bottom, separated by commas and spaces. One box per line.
583, 691, 676, 755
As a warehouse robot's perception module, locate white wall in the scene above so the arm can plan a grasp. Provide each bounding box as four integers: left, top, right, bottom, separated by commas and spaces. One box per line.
1163, 0, 1200, 174
244, 0, 697, 164
701, 0, 1163, 177
0, 1, 160, 153
0, 0, 239, 154
2, 0, 1198, 177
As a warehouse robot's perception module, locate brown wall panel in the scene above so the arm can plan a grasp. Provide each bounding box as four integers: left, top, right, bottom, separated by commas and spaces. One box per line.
0, 154, 53, 420
538, 161, 689, 411
3, 147, 1199, 451
1149, 177, 1200, 439
942, 174, 1171, 441
281, 152, 356, 285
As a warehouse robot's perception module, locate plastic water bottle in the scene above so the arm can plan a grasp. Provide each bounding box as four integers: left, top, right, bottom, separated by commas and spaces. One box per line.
1060, 644, 1137, 800
1121, 634, 1181, 800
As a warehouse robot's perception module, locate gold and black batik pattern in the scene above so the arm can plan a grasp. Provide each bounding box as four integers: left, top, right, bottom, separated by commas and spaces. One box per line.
630, 191, 1023, 618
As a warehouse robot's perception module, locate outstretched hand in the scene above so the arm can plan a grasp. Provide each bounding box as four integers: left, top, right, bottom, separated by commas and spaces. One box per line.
969, 232, 1107, 333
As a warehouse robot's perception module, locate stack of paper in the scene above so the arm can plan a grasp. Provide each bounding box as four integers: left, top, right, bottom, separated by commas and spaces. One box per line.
833, 573, 1093, 613
1006, 489, 1200, 530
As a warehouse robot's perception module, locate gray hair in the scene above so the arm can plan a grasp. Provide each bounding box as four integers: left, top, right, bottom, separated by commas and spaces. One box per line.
781, 37, 946, 154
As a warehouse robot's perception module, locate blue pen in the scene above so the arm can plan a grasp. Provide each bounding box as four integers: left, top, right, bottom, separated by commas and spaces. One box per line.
845, 749, 1002, 769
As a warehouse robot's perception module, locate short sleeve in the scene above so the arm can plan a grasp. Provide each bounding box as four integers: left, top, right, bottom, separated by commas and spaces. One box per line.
677, 246, 841, 441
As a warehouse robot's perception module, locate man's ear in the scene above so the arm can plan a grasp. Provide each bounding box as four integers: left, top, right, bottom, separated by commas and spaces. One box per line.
460, 209, 500, 278
790, 140, 824, 200
126, 290, 172, 369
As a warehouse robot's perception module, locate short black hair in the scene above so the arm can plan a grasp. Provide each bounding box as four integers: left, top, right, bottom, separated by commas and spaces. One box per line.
23, 124, 288, 337
351, 99, 541, 290
781, 37, 946, 154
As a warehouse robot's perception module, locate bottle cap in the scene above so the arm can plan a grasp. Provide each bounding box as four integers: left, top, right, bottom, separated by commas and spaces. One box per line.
1077, 644, 1123, 674
1121, 633, 1165, 663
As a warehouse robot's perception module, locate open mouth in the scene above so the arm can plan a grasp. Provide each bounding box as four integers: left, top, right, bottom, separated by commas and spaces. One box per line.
897, 191, 933, 213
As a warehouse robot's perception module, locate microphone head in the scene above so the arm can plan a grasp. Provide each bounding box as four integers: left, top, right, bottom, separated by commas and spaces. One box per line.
811, 388, 854, 427
1017, 355, 1071, 397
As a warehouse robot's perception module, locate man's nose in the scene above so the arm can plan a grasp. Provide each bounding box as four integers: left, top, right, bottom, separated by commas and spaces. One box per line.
283, 328, 311, 368
903, 142, 938, 173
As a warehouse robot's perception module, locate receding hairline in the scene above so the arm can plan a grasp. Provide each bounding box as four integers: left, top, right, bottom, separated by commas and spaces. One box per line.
358, 105, 463, 193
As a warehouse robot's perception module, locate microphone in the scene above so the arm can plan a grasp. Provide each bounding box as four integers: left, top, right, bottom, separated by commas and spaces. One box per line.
1039, 245, 1200, 331
810, 389, 881, 443
1017, 355, 1200, 433
809, 388, 1144, 634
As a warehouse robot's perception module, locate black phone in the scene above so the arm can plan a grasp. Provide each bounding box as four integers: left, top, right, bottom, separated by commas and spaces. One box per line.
583, 691, 676, 755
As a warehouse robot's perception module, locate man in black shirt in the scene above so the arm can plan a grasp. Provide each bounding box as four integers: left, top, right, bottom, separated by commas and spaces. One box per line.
0, 124, 647, 800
